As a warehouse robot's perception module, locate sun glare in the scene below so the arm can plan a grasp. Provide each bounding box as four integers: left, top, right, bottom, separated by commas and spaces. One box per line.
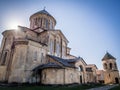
8, 22, 19, 29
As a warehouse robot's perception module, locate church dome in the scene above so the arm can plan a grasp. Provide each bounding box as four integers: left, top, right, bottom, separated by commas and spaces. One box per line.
29, 9, 56, 30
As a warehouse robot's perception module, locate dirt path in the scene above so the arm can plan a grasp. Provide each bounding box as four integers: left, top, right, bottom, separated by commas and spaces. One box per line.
86, 84, 118, 90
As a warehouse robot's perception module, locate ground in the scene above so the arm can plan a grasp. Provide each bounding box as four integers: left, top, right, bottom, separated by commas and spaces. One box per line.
0, 84, 104, 90
109, 85, 120, 90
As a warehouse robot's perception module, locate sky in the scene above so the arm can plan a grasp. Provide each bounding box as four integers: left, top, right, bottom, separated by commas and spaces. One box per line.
0, 0, 120, 70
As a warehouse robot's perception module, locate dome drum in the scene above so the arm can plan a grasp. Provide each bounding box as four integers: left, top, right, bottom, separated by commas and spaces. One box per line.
30, 10, 56, 30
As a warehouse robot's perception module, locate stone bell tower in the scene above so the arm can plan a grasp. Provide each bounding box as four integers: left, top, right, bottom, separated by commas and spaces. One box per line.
102, 52, 120, 84
29, 9, 56, 30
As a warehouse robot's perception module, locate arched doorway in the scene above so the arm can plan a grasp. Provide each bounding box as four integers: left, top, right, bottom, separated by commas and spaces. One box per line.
115, 77, 119, 84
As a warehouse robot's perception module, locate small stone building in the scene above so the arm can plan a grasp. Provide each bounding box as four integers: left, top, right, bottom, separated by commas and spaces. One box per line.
96, 70, 104, 83
102, 52, 120, 84
85, 64, 97, 83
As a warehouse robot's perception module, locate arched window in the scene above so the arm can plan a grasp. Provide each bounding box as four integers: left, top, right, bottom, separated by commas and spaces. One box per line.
104, 63, 107, 69
50, 40, 54, 54
34, 51, 37, 61
38, 18, 42, 27
54, 39, 56, 53
110, 63, 112, 69
78, 65, 83, 72
44, 18, 49, 29
56, 43, 60, 56
34, 18, 38, 26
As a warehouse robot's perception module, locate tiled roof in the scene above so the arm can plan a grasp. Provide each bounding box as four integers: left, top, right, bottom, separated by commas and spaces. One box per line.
30, 9, 56, 23
33, 55, 80, 71
32, 62, 64, 71
65, 57, 80, 63
102, 52, 116, 61
48, 55, 78, 68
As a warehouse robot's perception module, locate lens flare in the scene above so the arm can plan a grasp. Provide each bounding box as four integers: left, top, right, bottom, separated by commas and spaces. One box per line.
8, 22, 18, 29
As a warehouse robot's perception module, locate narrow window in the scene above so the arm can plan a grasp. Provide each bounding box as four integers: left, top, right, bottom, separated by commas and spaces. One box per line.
114, 63, 117, 69
104, 63, 107, 69
56, 42, 60, 56
1, 52, 7, 65
50, 40, 54, 54
110, 63, 112, 69
50, 20, 53, 29
62, 46, 66, 58
40, 18, 42, 27
41, 53, 43, 63
45, 19, 49, 29
38, 18, 41, 27
50, 41, 52, 54
51, 22, 53, 29
35, 18, 37, 25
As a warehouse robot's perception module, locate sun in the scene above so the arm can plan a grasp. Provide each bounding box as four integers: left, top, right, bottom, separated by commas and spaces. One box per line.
9, 22, 18, 29
8, 21, 19, 29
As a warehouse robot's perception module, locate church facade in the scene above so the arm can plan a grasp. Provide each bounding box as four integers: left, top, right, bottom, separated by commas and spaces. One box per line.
0, 9, 119, 84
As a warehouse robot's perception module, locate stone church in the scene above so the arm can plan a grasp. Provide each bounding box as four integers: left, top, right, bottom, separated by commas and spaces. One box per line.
0, 9, 119, 84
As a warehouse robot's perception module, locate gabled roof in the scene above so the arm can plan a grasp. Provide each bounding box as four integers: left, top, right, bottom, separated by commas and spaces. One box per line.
29, 29, 69, 43
48, 55, 78, 68
48, 30, 69, 43
79, 57, 87, 66
102, 52, 116, 61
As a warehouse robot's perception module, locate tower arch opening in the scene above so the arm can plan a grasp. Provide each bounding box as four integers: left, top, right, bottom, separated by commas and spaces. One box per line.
109, 63, 112, 70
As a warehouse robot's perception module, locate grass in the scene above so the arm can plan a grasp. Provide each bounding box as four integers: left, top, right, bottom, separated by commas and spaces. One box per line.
0, 83, 104, 90
109, 85, 120, 90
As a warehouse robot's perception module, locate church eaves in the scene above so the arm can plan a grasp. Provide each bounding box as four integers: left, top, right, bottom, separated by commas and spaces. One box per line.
32, 9, 52, 17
